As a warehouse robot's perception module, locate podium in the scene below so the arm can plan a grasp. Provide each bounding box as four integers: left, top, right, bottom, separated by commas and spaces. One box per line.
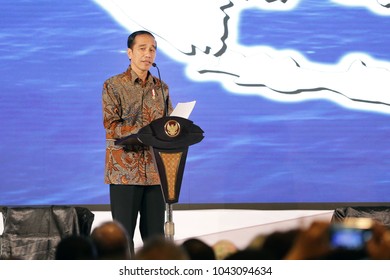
115, 116, 204, 240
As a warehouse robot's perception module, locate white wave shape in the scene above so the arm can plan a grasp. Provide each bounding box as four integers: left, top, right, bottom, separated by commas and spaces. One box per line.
331, 0, 390, 15
94, 0, 390, 114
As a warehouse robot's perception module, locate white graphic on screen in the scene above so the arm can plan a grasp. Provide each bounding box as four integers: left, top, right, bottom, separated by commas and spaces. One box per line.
94, 0, 390, 114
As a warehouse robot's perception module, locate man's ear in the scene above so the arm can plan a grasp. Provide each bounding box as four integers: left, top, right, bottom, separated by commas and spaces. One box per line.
127, 48, 132, 60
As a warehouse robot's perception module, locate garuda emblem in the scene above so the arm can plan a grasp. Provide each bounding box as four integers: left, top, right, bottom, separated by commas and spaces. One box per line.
164, 120, 181, 137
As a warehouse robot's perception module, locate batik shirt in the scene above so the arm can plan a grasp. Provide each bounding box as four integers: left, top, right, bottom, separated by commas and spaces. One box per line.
102, 66, 172, 185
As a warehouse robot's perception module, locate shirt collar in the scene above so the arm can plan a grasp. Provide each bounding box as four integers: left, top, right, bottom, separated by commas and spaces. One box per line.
126, 66, 155, 86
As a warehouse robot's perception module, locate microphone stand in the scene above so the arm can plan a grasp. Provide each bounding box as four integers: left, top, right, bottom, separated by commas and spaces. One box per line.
152, 63, 168, 117
152, 63, 174, 241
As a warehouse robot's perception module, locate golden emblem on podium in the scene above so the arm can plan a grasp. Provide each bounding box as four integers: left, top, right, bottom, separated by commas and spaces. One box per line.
164, 120, 180, 137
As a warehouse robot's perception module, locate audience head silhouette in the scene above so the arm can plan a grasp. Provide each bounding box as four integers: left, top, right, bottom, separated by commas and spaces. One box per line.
91, 221, 131, 260
55, 235, 97, 260
135, 236, 189, 260
260, 228, 301, 259
181, 238, 216, 260
212, 239, 238, 260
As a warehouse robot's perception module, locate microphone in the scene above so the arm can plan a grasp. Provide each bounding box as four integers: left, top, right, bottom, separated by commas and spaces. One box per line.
152, 62, 168, 117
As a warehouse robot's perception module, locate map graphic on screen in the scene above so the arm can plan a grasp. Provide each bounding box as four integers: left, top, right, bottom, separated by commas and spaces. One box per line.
1, 0, 390, 206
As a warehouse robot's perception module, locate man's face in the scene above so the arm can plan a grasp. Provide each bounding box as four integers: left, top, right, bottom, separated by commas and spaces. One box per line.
127, 34, 157, 75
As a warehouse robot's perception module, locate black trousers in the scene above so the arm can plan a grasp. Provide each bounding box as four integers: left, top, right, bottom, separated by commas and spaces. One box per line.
109, 184, 165, 256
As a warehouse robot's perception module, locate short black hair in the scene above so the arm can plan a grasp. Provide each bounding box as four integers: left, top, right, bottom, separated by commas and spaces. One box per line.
127, 30, 156, 49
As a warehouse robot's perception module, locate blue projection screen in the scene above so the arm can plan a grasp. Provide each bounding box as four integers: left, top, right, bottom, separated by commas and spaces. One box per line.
1, 0, 390, 208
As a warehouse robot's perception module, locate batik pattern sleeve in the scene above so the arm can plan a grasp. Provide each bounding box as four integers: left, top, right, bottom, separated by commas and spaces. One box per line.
102, 79, 139, 140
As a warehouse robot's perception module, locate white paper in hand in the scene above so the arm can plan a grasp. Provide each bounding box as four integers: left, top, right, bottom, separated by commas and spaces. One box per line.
170, 101, 196, 119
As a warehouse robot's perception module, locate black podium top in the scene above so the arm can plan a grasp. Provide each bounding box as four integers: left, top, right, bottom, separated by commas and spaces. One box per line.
115, 116, 204, 150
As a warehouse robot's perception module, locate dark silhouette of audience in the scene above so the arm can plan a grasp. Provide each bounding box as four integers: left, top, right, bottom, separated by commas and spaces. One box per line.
212, 239, 238, 260
134, 236, 189, 260
181, 238, 216, 260
216, 219, 390, 260
49, 217, 390, 261
55, 235, 97, 260
224, 249, 268, 260
225, 229, 301, 260
284, 220, 390, 260
90, 221, 131, 260
259, 228, 301, 259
